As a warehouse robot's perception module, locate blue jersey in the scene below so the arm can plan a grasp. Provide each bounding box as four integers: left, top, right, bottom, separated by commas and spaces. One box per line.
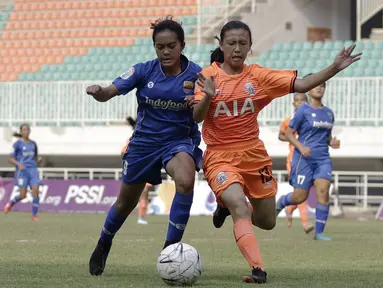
113, 55, 201, 145
289, 102, 334, 161
10, 139, 38, 169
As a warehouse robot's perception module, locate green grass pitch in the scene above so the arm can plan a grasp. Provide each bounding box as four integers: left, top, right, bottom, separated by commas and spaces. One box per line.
1, 213, 382, 288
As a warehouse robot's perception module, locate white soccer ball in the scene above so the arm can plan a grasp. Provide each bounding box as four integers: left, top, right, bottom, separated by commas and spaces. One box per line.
157, 242, 202, 286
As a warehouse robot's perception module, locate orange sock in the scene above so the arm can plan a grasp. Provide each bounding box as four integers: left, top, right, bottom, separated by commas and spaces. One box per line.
233, 219, 264, 269
298, 201, 309, 227
138, 198, 147, 218
286, 205, 297, 216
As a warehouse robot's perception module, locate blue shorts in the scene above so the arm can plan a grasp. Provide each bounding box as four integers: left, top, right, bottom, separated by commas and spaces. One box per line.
290, 156, 332, 190
15, 168, 40, 188
122, 139, 203, 185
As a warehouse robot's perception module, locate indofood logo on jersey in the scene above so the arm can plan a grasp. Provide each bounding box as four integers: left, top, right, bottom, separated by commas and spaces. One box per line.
145, 97, 189, 110
313, 121, 333, 129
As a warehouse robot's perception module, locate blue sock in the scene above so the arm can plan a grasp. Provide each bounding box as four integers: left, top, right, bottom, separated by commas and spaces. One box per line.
32, 197, 39, 216
100, 204, 128, 245
165, 192, 193, 246
10, 195, 21, 207
315, 203, 329, 235
279, 192, 294, 209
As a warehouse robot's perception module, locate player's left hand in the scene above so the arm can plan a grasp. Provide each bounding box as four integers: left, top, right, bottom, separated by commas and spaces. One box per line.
329, 137, 340, 149
184, 95, 195, 108
197, 73, 216, 98
333, 44, 362, 72
37, 156, 43, 163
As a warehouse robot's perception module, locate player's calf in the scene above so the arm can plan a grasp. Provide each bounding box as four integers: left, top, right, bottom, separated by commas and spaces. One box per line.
276, 189, 308, 216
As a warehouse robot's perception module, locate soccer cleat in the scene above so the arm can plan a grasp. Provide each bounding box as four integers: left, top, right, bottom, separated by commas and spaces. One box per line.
285, 208, 293, 228
243, 267, 267, 284
89, 238, 112, 276
212, 204, 230, 228
32, 216, 39, 221
313, 233, 332, 241
137, 218, 148, 225
4, 202, 12, 214
275, 197, 284, 217
303, 224, 314, 234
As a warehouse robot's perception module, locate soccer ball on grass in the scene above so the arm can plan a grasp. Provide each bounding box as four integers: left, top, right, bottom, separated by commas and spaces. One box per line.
157, 243, 202, 286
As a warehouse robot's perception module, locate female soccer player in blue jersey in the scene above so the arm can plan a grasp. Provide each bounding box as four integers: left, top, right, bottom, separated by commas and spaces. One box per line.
86, 17, 203, 276
276, 75, 341, 240
4, 124, 41, 220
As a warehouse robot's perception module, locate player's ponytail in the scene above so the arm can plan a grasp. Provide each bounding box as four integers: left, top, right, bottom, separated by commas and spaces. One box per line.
126, 116, 137, 129
12, 132, 22, 138
210, 36, 224, 64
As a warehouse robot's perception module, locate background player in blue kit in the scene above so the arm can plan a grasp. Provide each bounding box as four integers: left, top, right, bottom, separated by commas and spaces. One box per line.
276, 76, 341, 240
4, 124, 41, 220
86, 17, 203, 276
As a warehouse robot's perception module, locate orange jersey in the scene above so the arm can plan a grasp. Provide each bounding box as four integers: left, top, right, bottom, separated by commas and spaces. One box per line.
280, 116, 294, 164
280, 116, 300, 173
195, 62, 297, 149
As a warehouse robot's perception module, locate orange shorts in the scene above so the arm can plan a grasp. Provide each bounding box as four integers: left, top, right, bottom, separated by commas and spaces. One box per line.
203, 140, 277, 207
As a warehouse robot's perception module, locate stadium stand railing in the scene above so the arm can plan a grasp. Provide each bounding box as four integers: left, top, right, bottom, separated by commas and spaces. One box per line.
356, 0, 383, 40
1, 78, 383, 127
0, 167, 382, 209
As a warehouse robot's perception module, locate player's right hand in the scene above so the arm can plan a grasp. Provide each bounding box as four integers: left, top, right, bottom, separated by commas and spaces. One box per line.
17, 163, 25, 170
299, 146, 311, 157
86, 85, 102, 96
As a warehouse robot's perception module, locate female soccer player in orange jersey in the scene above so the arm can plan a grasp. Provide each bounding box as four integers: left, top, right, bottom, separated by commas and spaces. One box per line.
279, 92, 313, 233
193, 20, 361, 283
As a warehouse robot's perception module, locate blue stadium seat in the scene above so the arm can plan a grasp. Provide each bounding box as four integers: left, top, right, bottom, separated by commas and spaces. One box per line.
292, 42, 303, 50
313, 41, 323, 50
323, 42, 333, 50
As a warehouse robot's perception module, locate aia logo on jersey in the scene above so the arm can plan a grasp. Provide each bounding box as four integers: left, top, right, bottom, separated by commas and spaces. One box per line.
183, 81, 194, 94
216, 172, 228, 185
244, 82, 255, 96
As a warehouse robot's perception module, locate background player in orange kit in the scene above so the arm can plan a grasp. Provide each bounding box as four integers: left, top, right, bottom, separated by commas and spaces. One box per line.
279, 93, 313, 233
193, 20, 361, 284
121, 117, 151, 225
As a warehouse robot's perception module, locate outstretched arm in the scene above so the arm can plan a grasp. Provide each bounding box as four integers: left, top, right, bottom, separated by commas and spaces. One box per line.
294, 44, 362, 93
86, 84, 120, 102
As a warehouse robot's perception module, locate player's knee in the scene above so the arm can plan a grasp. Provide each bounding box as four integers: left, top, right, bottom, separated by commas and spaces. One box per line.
293, 190, 308, 204
114, 197, 136, 215
19, 194, 27, 200
316, 187, 329, 203
253, 215, 276, 230
174, 173, 195, 194
231, 202, 252, 220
